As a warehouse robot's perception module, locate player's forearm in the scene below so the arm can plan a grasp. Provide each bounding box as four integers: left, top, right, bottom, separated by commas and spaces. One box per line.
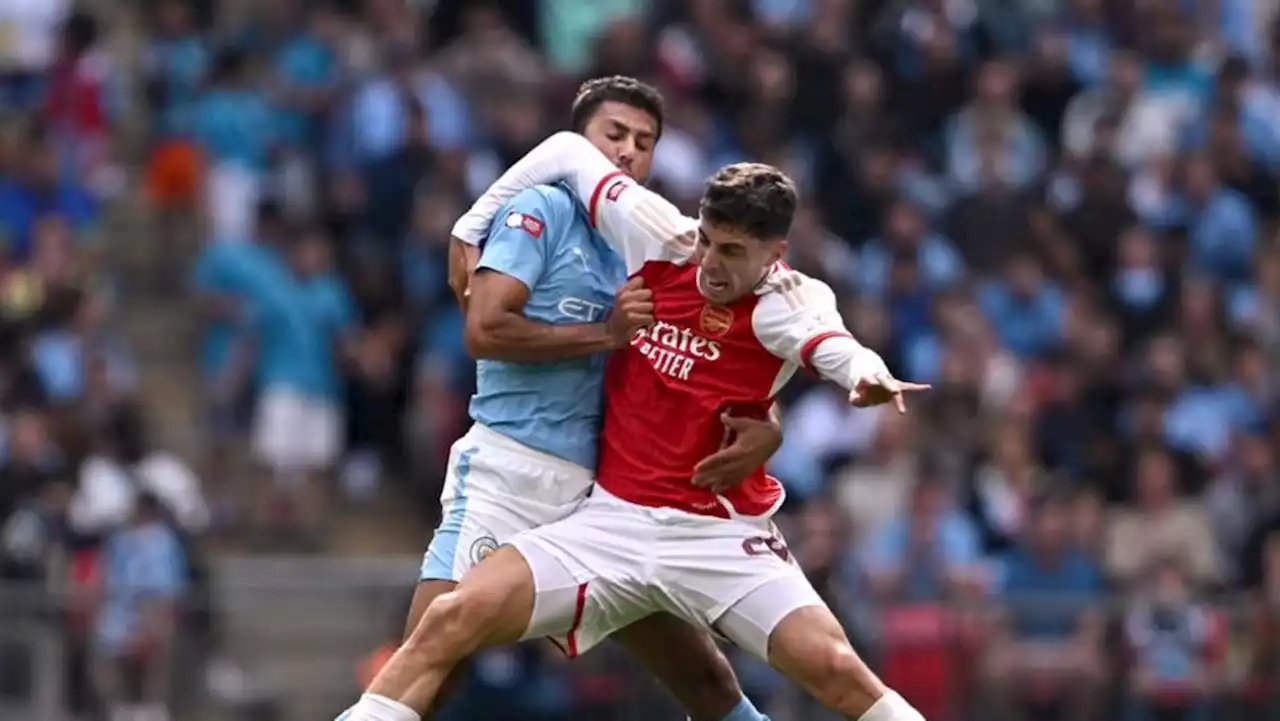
809, 335, 890, 391
466, 312, 617, 362
452, 133, 690, 268
453, 132, 612, 245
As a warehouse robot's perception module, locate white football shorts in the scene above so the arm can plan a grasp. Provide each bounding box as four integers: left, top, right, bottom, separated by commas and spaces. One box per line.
420, 423, 594, 582
509, 486, 825, 661
252, 385, 343, 475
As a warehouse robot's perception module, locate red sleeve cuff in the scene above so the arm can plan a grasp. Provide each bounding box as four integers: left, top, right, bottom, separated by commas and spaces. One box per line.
587, 170, 629, 228
800, 331, 852, 371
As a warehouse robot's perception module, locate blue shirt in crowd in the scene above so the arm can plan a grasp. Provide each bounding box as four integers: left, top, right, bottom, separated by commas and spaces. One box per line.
191, 88, 278, 171
191, 241, 290, 378
95, 521, 187, 654
250, 271, 358, 401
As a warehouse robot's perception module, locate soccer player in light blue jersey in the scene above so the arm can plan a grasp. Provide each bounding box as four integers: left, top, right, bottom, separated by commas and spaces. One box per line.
358, 78, 781, 721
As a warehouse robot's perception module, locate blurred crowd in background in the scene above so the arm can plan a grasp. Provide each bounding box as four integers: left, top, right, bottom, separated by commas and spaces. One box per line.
4, 0, 1280, 720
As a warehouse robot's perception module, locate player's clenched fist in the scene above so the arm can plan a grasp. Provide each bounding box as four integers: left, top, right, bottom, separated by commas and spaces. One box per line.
606, 276, 654, 347
849, 371, 931, 414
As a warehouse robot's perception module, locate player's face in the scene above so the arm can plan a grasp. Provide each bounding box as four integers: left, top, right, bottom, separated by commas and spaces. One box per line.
581, 101, 657, 182
694, 222, 787, 305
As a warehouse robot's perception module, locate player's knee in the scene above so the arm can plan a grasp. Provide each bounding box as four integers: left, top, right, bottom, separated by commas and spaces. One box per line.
404, 589, 495, 664
806, 642, 874, 714
673, 646, 742, 715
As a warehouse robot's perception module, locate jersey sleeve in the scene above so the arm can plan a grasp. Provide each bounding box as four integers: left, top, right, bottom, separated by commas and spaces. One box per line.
452, 132, 695, 274
474, 188, 562, 291
752, 270, 889, 390
582, 170, 697, 274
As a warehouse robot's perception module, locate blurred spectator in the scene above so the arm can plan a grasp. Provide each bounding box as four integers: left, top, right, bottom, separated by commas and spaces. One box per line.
984, 490, 1105, 721
0, 127, 98, 264
192, 47, 277, 242
244, 226, 359, 545
28, 284, 129, 407
141, 0, 208, 282
1182, 152, 1256, 282
945, 60, 1047, 195
1123, 559, 1219, 721
858, 198, 963, 298
863, 467, 984, 602
1205, 432, 1279, 582
0, 0, 70, 110
191, 200, 287, 470
1245, 534, 1280, 698
829, 410, 914, 538
977, 252, 1065, 359
91, 492, 186, 721
1106, 447, 1221, 589
968, 422, 1048, 553
0, 408, 68, 580
41, 10, 115, 196
69, 404, 209, 540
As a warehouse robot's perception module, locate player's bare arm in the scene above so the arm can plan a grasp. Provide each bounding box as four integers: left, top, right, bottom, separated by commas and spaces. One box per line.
465, 272, 653, 362
692, 408, 784, 493
447, 235, 478, 309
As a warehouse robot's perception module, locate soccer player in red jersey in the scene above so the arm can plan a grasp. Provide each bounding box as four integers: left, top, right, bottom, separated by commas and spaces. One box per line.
346, 133, 929, 721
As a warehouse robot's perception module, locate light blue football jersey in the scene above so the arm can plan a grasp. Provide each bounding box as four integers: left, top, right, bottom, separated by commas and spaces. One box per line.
468, 182, 627, 469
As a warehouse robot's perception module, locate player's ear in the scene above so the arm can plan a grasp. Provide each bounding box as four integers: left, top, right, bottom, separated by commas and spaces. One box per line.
770, 239, 788, 265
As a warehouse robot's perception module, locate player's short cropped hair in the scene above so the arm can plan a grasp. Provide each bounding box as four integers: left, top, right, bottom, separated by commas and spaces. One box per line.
699, 163, 798, 241
570, 76, 665, 138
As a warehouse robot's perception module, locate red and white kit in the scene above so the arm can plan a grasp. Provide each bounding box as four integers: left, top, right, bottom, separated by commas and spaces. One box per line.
452, 133, 889, 661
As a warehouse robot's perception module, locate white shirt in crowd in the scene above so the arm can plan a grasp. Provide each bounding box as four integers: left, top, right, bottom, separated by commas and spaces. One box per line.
70, 452, 210, 536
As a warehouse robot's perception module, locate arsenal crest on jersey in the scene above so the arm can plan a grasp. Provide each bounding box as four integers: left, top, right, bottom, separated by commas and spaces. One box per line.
699, 305, 734, 336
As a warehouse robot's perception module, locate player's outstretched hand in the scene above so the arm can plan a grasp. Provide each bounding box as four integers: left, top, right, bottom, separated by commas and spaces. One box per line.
849, 372, 931, 414
692, 412, 783, 494
606, 276, 654, 347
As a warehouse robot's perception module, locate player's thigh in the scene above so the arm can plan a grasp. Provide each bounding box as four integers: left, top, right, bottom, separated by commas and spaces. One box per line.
712, 567, 826, 663
510, 498, 657, 658
613, 613, 742, 719
409, 545, 539, 656
726, 583, 885, 716
660, 517, 805, 640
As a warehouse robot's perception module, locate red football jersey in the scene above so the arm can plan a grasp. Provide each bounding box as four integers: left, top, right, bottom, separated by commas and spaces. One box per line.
596, 261, 850, 519
581, 170, 857, 520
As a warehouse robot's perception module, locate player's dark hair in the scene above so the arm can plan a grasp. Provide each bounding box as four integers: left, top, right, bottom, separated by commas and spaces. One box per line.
570, 76, 665, 138
699, 163, 798, 241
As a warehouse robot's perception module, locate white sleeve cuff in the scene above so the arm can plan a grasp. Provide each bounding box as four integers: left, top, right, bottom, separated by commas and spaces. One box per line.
808, 335, 889, 390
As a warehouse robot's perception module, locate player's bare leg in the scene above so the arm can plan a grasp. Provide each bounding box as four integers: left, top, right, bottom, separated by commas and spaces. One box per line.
402, 579, 455, 640
343, 547, 536, 720
401, 579, 466, 714
614, 613, 762, 721
401, 581, 765, 721
765, 606, 922, 721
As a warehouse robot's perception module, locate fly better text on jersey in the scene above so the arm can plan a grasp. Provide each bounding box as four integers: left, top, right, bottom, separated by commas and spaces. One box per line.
630, 320, 722, 381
